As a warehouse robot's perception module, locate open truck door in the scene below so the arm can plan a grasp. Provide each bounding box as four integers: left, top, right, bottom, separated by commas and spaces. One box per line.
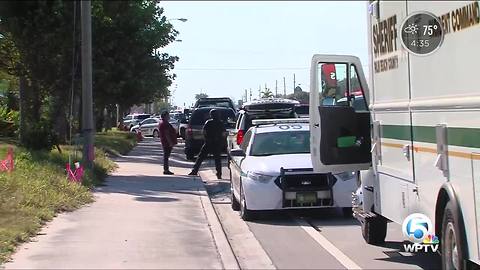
309, 54, 372, 173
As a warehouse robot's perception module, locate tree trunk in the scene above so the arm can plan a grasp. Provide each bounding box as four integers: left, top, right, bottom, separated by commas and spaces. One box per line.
18, 76, 28, 144
18, 76, 43, 147
104, 104, 115, 131
51, 91, 68, 144
94, 104, 105, 132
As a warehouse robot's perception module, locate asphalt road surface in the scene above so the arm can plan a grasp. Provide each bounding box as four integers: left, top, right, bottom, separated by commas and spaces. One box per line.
168, 138, 442, 270
4, 138, 441, 269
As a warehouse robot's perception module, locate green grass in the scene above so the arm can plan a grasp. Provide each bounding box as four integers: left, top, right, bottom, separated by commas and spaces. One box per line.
0, 130, 137, 263
96, 130, 137, 157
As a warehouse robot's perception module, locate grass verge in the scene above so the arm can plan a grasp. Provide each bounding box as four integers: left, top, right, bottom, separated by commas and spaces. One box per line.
0, 130, 137, 263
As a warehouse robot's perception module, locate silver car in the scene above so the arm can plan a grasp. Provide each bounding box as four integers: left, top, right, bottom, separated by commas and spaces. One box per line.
131, 118, 161, 137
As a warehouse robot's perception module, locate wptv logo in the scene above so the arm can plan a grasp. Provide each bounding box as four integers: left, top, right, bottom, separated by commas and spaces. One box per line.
402, 213, 440, 253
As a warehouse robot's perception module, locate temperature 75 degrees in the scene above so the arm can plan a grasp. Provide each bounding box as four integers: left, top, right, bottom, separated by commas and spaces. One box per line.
423, 25, 438, 36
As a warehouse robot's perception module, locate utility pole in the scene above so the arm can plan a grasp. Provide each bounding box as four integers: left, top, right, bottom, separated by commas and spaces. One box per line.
244, 89, 247, 102
293, 73, 296, 90
81, 0, 94, 169
249, 88, 252, 101
275, 80, 278, 97
283, 77, 286, 98
259, 85, 261, 99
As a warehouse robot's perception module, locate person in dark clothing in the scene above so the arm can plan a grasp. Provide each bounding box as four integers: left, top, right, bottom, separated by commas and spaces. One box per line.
188, 109, 226, 179
159, 111, 177, 175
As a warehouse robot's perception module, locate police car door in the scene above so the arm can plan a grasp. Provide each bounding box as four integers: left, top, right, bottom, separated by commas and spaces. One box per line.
309, 55, 371, 174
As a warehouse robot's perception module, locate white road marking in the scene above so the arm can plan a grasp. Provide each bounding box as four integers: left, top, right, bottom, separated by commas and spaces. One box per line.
295, 218, 362, 270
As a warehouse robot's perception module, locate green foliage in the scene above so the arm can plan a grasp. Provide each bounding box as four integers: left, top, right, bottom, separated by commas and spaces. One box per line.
0, 106, 18, 136
0, 1, 178, 146
195, 93, 209, 100
261, 89, 274, 98
0, 130, 136, 263
19, 119, 56, 150
91, 1, 178, 117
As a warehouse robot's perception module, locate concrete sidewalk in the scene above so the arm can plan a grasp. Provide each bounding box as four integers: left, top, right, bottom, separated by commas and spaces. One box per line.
4, 140, 238, 269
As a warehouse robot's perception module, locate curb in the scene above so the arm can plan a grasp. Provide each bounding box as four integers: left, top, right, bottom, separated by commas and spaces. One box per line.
197, 175, 240, 270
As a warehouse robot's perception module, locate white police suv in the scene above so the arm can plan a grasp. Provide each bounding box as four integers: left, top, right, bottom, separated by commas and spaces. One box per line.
228, 118, 357, 220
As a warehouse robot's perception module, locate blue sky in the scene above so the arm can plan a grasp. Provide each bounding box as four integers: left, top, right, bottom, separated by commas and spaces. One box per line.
160, 1, 369, 107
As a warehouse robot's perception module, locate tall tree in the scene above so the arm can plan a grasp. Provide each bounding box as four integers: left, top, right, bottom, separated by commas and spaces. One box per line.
195, 93, 209, 100
91, 1, 178, 130
0, 0, 178, 143
261, 88, 274, 98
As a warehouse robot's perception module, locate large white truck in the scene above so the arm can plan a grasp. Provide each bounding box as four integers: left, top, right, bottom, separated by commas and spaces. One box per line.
308, 1, 480, 269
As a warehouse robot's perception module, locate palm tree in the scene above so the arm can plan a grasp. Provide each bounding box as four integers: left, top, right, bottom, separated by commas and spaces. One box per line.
261, 88, 274, 98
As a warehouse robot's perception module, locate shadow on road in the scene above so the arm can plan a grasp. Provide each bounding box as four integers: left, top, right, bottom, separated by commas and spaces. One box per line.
377, 249, 441, 269
113, 139, 227, 169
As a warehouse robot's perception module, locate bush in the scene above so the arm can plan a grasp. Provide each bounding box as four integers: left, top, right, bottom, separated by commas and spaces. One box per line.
0, 106, 18, 137
20, 121, 55, 151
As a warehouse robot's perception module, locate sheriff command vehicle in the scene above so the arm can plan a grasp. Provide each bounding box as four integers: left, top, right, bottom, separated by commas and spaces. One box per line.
308, 1, 480, 269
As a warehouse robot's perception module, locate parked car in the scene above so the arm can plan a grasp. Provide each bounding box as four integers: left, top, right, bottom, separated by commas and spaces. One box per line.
294, 104, 309, 118
131, 116, 179, 138
228, 118, 357, 221
228, 98, 299, 152
169, 112, 186, 137
334, 95, 367, 111
184, 107, 236, 160
122, 113, 150, 131
177, 109, 192, 139
193, 97, 236, 111
130, 117, 160, 137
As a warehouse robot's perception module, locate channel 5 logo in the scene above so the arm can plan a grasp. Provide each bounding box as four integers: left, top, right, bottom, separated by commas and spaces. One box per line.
402, 213, 439, 253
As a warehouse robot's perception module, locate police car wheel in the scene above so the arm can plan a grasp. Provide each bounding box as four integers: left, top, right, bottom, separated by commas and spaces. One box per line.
240, 184, 255, 221
231, 188, 240, 211
361, 215, 387, 244
442, 201, 466, 270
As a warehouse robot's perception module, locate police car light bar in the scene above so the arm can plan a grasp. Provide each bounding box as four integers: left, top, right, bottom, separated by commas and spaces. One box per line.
252, 118, 310, 126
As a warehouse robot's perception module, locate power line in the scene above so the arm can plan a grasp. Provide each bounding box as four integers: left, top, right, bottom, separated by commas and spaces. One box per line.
176, 67, 309, 71
175, 65, 370, 71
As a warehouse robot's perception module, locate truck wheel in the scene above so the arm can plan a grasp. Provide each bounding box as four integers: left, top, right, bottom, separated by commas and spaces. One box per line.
442, 201, 466, 270
361, 215, 387, 244
240, 184, 255, 221
230, 168, 240, 211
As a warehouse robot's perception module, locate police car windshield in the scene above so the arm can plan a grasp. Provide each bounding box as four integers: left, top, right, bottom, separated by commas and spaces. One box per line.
250, 130, 310, 156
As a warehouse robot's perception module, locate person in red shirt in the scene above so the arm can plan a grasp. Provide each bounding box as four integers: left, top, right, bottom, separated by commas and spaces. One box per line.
159, 111, 177, 175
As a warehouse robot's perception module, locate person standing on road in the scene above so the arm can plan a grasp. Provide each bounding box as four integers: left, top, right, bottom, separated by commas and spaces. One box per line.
159, 111, 177, 175
188, 109, 226, 179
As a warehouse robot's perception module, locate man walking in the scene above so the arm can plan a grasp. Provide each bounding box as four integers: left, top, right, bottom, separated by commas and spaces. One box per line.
188, 109, 226, 179
159, 111, 177, 175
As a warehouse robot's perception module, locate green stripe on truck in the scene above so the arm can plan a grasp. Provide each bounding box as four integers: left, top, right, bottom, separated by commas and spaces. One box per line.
381, 125, 480, 149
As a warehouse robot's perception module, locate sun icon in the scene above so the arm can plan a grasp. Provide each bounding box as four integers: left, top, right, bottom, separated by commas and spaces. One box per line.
404, 23, 419, 35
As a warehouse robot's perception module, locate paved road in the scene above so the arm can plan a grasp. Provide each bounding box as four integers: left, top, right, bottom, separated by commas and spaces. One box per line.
4, 139, 442, 269
184, 143, 442, 269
